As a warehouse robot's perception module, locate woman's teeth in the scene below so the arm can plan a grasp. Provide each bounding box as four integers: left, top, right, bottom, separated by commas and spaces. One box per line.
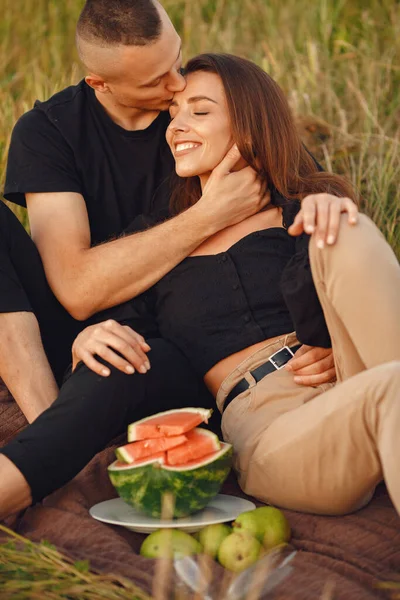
175, 142, 201, 153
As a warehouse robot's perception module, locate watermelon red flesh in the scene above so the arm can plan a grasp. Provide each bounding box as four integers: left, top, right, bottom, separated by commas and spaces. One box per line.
167, 428, 220, 466
128, 408, 212, 442
116, 434, 188, 464
108, 442, 233, 518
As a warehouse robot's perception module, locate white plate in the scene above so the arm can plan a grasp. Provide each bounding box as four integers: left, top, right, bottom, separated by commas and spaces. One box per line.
89, 494, 256, 533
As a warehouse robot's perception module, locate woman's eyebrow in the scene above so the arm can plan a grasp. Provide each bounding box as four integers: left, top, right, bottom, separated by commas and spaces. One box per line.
188, 96, 218, 104
170, 96, 218, 107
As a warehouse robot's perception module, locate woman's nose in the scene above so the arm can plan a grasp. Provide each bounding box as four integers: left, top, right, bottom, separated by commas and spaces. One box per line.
169, 114, 190, 132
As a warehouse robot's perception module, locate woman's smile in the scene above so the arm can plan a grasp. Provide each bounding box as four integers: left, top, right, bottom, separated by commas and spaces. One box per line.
173, 141, 203, 157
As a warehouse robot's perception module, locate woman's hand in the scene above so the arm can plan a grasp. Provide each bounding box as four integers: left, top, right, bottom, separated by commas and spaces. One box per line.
72, 319, 151, 377
288, 193, 358, 248
285, 345, 336, 386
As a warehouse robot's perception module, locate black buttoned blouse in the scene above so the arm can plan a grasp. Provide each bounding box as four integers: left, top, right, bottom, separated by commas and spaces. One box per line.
154, 192, 331, 376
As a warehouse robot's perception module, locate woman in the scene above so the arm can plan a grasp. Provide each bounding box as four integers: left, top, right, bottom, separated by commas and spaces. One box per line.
75, 54, 400, 517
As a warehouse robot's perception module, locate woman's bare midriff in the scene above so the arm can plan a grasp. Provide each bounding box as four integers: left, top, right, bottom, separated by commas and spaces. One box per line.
204, 335, 287, 397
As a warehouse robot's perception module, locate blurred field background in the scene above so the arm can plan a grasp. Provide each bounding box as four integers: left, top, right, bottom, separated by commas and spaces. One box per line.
1, 0, 399, 255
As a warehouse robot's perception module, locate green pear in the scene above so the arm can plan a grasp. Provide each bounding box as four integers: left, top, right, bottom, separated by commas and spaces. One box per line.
262, 510, 291, 550
140, 529, 201, 559
197, 523, 232, 559
233, 506, 291, 547
217, 531, 261, 572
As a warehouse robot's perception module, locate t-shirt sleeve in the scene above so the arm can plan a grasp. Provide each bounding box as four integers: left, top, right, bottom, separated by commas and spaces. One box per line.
4, 108, 82, 207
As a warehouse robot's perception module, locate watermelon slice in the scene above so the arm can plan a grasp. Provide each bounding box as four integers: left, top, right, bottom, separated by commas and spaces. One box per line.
116, 434, 188, 464
127, 407, 212, 441
109, 443, 232, 518
166, 428, 220, 466
114, 452, 166, 469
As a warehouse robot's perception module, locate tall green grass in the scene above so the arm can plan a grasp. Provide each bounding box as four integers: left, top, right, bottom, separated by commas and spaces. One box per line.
1, 0, 399, 255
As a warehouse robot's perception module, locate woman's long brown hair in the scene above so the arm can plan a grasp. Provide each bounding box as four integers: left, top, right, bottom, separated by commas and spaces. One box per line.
170, 53, 357, 215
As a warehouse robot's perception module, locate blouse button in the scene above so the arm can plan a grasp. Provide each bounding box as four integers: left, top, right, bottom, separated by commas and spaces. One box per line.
220, 255, 228, 263
232, 283, 239, 291
244, 315, 251, 323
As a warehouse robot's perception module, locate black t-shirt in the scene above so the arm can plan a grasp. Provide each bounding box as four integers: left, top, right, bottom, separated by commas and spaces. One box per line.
5, 79, 173, 244
4, 80, 173, 334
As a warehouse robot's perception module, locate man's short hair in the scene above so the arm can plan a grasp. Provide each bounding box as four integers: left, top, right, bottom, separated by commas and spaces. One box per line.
76, 0, 162, 47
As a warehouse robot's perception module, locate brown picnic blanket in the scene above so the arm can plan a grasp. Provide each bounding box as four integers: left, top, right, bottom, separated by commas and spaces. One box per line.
1, 381, 400, 599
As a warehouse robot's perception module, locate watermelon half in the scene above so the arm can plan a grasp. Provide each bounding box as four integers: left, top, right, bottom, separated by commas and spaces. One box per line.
108, 442, 233, 518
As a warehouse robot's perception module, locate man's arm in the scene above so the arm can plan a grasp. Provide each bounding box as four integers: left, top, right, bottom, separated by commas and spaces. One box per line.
27, 147, 265, 320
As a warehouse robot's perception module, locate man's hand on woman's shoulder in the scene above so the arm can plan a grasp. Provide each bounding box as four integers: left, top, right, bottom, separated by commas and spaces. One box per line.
288, 193, 359, 248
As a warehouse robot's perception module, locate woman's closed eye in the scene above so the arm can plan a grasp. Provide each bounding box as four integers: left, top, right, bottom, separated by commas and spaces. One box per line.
169, 111, 209, 121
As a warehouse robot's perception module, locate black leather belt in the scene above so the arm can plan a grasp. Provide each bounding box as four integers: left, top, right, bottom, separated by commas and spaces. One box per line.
222, 344, 301, 413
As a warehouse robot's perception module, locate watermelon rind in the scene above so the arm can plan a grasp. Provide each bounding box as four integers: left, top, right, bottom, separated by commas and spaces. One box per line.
127, 407, 212, 442
115, 446, 133, 464
115, 454, 166, 468
108, 442, 232, 518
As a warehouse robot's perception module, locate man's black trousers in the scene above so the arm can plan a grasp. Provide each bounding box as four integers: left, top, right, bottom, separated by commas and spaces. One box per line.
0, 201, 215, 503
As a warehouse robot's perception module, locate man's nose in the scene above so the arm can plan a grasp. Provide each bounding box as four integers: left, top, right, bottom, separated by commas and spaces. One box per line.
166, 70, 186, 93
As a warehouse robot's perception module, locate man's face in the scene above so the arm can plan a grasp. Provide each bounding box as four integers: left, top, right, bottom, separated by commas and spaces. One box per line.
89, 6, 186, 112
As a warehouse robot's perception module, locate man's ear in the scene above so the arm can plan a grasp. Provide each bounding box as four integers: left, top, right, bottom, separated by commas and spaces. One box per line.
85, 74, 110, 94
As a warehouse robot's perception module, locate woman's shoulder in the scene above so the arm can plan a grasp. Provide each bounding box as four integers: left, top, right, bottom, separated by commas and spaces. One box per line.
270, 187, 301, 229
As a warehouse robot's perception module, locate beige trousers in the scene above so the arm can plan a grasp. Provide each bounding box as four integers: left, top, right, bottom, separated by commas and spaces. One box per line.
217, 214, 400, 515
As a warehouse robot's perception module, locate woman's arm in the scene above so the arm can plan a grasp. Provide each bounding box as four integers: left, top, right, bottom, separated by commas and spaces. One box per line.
281, 193, 359, 386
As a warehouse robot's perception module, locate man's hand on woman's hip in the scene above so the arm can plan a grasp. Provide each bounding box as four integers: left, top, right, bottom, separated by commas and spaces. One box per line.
72, 320, 151, 377
288, 193, 359, 247
285, 345, 336, 386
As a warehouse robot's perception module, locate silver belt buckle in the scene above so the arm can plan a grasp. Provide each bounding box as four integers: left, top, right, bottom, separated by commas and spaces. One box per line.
268, 345, 295, 370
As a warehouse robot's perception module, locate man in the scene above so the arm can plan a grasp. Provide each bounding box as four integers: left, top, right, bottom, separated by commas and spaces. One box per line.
0, 0, 355, 520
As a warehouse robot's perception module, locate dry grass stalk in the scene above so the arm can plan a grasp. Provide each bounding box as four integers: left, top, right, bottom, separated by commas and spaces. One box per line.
0, 524, 152, 600
376, 581, 400, 599
152, 493, 176, 600
243, 548, 282, 600
321, 578, 336, 600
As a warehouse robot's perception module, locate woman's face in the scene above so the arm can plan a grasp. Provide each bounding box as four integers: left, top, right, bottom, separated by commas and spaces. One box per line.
166, 71, 234, 181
